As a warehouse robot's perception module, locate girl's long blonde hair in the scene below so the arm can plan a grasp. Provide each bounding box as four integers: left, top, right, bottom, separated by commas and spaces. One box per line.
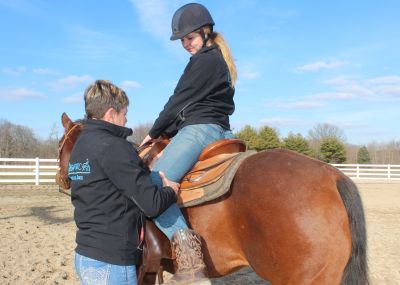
203, 26, 237, 87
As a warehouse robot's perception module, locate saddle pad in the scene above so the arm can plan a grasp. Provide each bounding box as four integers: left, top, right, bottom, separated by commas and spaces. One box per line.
177, 150, 257, 208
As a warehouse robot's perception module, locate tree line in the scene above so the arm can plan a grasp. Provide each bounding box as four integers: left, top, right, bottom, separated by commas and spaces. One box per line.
0, 119, 59, 159
1, 119, 399, 164
233, 123, 400, 164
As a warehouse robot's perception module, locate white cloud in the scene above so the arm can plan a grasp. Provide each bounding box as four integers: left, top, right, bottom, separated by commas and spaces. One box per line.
0, 0, 40, 16
61, 93, 82, 104
365, 75, 400, 96
295, 60, 348, 72
47, 75, 94, 91
339, 85, 373, 97
33, 68, 59, 76
240, 71, 260, 80
120, 80, 141, 90
267, 98, 324, 110
2, 66, 27, 75
279, 100, 323, 109
323, 76, 356, 86
372, 85, 400, 95
324, 76, 374, 97
67, 26, 135, 61
309, 92, 356, 100
129, 0, 172, 41
0, 87, 45, 101
260, 117, 305, 127
366, 76, 400, 85
322, 74, 400, 99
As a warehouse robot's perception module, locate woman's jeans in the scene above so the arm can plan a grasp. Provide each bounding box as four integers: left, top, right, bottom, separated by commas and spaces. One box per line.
151, 124, 234, 240
75, 252, 137, 285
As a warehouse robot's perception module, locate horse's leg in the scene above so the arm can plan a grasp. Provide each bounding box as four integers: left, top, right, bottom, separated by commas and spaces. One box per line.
138, 220, 173, 285
183, 194, 250, 278
141, 273, 158, 285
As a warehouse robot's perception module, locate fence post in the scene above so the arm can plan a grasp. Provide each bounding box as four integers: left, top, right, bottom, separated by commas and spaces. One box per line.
356, 164, 360, 178
388, 164, 391, 181
35, 157, 40, 185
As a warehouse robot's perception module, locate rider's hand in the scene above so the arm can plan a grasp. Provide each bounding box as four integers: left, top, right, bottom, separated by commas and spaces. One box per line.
139, 135, 153, 147
159, 171, 180, 196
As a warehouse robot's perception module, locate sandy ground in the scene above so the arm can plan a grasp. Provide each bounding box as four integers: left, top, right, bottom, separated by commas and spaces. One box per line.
0, 181, 399, 285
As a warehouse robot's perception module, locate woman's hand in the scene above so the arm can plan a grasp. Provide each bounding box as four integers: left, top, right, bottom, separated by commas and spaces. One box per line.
139, 135, 153, 147
159, 171, 180, 196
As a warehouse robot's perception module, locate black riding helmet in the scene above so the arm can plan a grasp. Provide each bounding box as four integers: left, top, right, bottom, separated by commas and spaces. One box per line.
170, 3, 215, 41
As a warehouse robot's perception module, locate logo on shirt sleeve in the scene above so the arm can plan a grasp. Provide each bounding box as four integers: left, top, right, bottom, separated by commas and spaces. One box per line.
68, 159, 91, 181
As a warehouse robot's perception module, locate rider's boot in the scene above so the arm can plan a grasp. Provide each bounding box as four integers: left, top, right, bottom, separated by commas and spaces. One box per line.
165, 229, 211, 285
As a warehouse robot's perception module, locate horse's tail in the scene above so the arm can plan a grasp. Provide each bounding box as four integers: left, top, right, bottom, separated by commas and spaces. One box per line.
337, 176, 370, 285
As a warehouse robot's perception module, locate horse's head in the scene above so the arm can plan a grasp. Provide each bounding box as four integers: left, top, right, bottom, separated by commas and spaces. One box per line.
55, 112, 83, 190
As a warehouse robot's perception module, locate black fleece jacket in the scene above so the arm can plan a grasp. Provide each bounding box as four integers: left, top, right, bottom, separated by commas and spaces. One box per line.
69, 119, 177, 265
149, 44, 235, 138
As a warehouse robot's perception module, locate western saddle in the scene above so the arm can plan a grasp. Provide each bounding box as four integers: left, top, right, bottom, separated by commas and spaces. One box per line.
138, 138, 247, 205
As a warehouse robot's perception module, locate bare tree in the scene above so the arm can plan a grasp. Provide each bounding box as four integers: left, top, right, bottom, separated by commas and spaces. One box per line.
0, 119, 38, 157
127, 122, 153, 145
345, 144, 360, 164
308, 123, 347, 155
308, 123, 347, 142
366, 140, 400, 164
0, 119, 13, 157
38, 123, 59, 158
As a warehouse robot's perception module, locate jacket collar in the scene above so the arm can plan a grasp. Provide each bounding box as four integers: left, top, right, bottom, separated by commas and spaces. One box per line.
191, 44, 218, 59
83, 119, 133, 139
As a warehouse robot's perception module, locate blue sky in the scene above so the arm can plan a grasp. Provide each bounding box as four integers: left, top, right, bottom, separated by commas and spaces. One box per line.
1, 0, 399, 145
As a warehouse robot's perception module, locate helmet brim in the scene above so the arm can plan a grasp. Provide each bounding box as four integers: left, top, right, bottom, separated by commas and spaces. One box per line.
170, 23, 214, 41
170, 33, 185, 41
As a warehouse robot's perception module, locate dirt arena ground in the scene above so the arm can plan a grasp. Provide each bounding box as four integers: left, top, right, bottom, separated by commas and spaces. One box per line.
0, 181, 399, 285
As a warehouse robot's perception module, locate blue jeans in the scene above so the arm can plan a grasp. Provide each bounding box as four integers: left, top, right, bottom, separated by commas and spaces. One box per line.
152, 124, 234, 240
75, 252, 137, 285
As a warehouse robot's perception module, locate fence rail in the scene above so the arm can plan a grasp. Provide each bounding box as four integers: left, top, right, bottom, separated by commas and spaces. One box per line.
331, 163, 400, 180
0, 158, 58, 185
1, 158, 400, 185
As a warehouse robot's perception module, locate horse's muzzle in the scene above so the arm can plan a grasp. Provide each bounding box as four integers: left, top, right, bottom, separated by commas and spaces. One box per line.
55, 171, 71, 190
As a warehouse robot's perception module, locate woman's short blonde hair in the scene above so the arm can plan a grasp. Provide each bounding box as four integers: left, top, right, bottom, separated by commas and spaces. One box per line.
84, 80, 129, 119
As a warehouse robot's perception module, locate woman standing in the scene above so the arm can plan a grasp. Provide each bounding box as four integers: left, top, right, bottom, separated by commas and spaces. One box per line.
70, 80, 179, 285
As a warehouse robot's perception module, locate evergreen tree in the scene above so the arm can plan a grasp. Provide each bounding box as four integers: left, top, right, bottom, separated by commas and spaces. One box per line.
256, 126, 281, 151
319, 137, 347, 163
283, 133, 312, 156
357, 146, 371, 164
234, 125, 259, 150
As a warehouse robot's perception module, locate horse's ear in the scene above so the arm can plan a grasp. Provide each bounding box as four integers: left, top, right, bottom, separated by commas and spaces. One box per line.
61, 112, 73, 130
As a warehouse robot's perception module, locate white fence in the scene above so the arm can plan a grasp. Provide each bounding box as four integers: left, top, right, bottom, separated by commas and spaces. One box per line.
0, 158, 58, 185
332, 164, 400, 181
1, 158, 400, 185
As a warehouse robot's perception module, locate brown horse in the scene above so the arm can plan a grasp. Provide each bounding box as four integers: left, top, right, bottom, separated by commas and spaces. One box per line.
56, 113, 369, 285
